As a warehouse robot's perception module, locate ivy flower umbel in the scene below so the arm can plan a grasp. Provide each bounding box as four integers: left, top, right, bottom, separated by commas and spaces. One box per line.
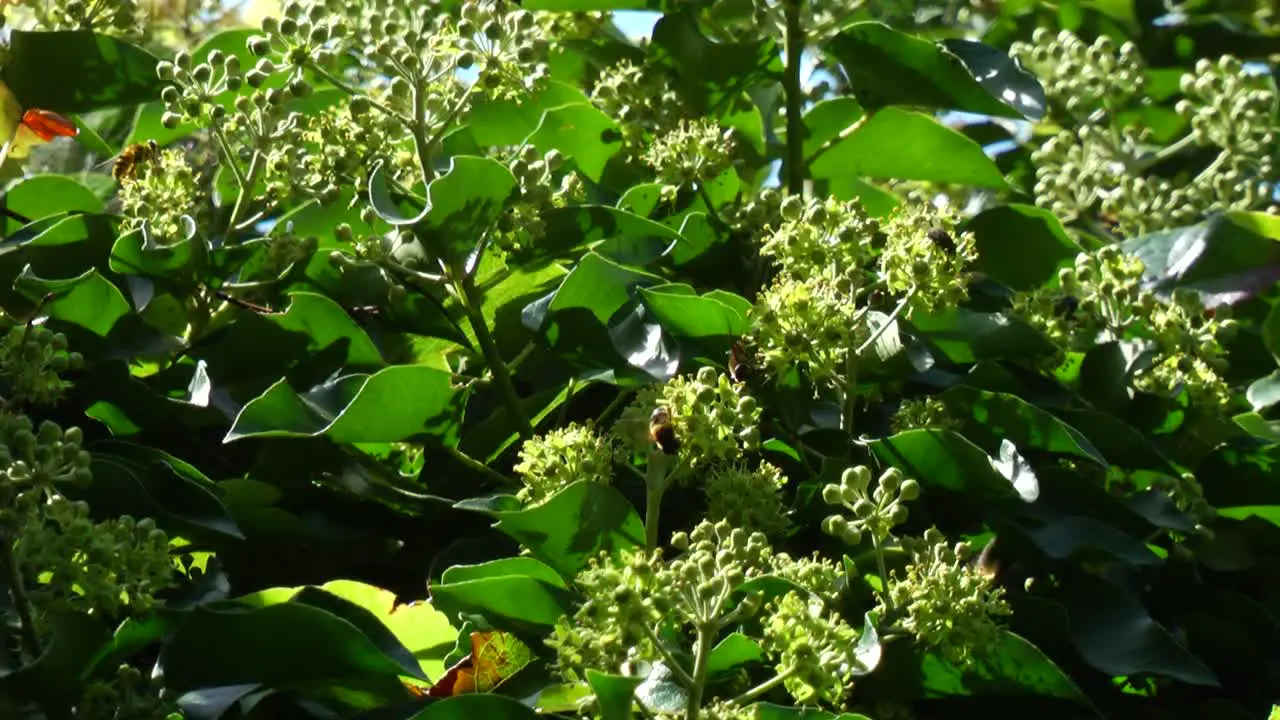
878, 201, 977, 317
759, 591, 864, 705
891, 396, 960, 434
0, 326, 84, 407
643, 118, 736, 200
1009, 28, 1145, 118
885, 529, 1011, 668
704, 461, 790, 538
613, 368, 761, 473
1177, 55, 1277, 157
118, 148, 208, 246
512, 423, 614, 505
590, 59, 687, 155
821, 465, 919, 547
749, 274, 869, 393
759, 195, 877, 285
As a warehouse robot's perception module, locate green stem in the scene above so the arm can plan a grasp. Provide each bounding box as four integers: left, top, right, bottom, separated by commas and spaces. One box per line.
782, 0, 806, 196
596, 388, 634, 426
855, 288, 914, 357
1, 527, 42, 661
684, 624, 716, 720
457, 277, 534, 439
643, 452, 672, 551
872, 533, 894, 612
639, 621, 697, 689
444, 445, 514, 487
730, 666, 796, 705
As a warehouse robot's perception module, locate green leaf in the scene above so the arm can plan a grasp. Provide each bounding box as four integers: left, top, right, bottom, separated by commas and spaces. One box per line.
810, 107, 1008, 188
87, 440, 243, 541
918, 630, 1086, 702
649, 10, 783, 114
534, 205, 686, 261
528, 104, 622, 183
441, 557, 568, 589
829, 23, 1039, 119
1264, 303, 1280, 366
966, 204, 1082, 290
407, 694, 543, 720
1061, 574, 1218, 686
1247, 370, 1280, 410
1123, 212, 1280, 305
2, 31, 162, 112
155, 602, 413, 699
940, 386, 1106, 464
0, 612, 111, 711
706, 632, 764, 676
491, 480, 645, 578
2, 175, 104, 235
226, 365, 460, 443
639, 285, 749, 340
586, 670, 643, 720
869, 429, 1024, 504
1024, 516, 1161, 565
288, 585, 431, 680
909, 309, 1056, 364
268, 292, 384, 368
467, 80, 589, 147
429, 571, 575, 633
14, 265, 130, 336
801, 97, 863, 161
109, 230, 198, 277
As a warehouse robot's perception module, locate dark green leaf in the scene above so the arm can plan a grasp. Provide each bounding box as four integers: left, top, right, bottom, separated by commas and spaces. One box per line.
0, 612, 111, 711
940, 39, 1048, 120
268, 292, 384, 368
940, 386, 1105, 464
753, 704, 872, 720
918, 630, 1086, 701
586, 670, 643, 720
226, 365, 460, 443
966, 204, 1082, 290
14, 265, 129, 336
706, 632, 764, 676
869, 429, 1023, 504
492, 480, 645, 578
829, 23, 1036, 118
429, 572, 575, 633
528, 104, 622, 183
811, 108, 1008, 188
909, 309, 1056, 364
649, 10, 783, 114
407, 694, 543, 720
155, 602, 411, 698
1024, 516, 1161, 565
2, 31, 162, 112
1123, 212, 1280, 306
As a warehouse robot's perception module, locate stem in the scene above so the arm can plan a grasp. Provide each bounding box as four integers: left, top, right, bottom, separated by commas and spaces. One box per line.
457, 277, 534, 439
782, 0, 806, 196
643, 452, 673, 551
444, 445, 514, 487
1, 528, 42, 661
306, 62, 411, 126
855, 288, 915, 357
684, 625, 716, 720
730, 666, 797, 705
872, 533, 894, 612
595, 388, 635, 426
639, 621, 697, 689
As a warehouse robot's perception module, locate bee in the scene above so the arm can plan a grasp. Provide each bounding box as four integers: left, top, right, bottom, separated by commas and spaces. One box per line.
971, 537, 1000, 579
728, 340, 753, 384
926, 227, 956, 255
110, 139, 159, 184
648, 407, 679, 455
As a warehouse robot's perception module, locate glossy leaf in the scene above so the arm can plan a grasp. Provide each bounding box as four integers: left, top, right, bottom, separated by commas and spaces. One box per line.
810, 107, 1008, 188
1123, 212, 1280, 306
966, 204, 1082, 290
706, 632, 764, 676
918, 630, 1086, 701
829, 23, 1039, 118
2, 31, 163, 112
491, 480, 646, 578
909, 309, 1056, 364
429, 569, 575, 633
870, 429, 1024, 504
406, 694, 543, 720
1, 175, 103, 235
528, 104, 622, 183
940, 386, 1106, 464
14, 265, 130, 336
268, 292, 385, 368
586, 670, 643, 720
226, 365, 460, 443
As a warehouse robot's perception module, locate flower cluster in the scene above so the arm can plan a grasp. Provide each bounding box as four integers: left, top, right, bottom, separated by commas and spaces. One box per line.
643, 118, 736, 201
0, 325, 83, 406
759, 590, 864, 704
760, 196, 877, 284
118, 147, 208, 246
1014, 246, 1236, 407
884, 529, 1011, 668
14, 498, 175, 616
878, 201, 978, 317
821, 465, 919, 546
704, 461, 790, 538
549, 519, 856, 711
590, 60, 687, 157
10, 0, 144, 36
613, 367, 761, 473
496, 147, 585, 257
891, 396, 959, 433
1020, 31, 1279, 236
512, 422, 614, 505
454, 0, 550, 101
1010, 29, 1145, 118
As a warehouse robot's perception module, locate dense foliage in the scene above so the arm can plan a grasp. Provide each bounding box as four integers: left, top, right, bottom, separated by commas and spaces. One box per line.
5, 0, 1280, 718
